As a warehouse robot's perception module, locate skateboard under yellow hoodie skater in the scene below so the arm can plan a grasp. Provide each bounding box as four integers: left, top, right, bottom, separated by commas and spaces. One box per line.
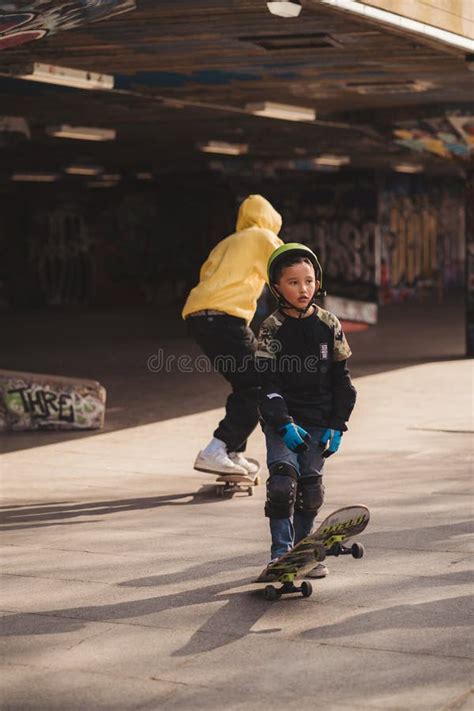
183, 194, 283, 478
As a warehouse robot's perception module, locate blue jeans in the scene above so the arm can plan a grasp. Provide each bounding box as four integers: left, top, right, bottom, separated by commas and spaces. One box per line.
264, 424, 326, 560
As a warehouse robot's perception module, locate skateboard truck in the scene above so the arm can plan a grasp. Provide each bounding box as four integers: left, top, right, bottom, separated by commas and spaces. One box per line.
325, 535, 365, 559
215, 475, 260, 497
262, 539, 363, 601
264, 572, 313, 601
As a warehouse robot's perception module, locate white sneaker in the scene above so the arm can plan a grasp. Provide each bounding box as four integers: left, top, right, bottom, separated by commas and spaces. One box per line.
255, 561, 280, 583
228, 452, 260, 476
194, 448, 247, 476
306, 563, 329, 579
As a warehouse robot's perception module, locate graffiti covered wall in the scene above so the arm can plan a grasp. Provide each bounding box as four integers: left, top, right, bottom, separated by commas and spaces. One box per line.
0, 176, 235, 309
0, 1, 136, 51
0, 171, 465, 312
30, 205, 96, 306
379, 176, 465, 303
275, 178, 379, 303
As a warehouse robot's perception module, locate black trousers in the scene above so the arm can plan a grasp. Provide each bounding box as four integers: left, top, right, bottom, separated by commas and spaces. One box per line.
187, 314, 260, 453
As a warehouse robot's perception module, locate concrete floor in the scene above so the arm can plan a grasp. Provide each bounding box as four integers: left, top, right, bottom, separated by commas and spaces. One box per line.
1, 294, 473, 710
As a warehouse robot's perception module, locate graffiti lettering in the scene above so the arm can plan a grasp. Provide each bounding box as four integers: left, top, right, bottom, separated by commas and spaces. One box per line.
7, 387, 74, 422
278, 182, 379, 302
379, 187, 464, 301
280, 218, 377, 301
320, 514, 368, 535
385, 197, 438, 286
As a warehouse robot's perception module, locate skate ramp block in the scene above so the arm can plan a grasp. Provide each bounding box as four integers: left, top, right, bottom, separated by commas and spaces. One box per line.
0, 370, 106, 431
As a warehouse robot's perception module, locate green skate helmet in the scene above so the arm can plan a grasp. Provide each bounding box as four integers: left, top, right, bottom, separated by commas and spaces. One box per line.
267, 243, 324, 307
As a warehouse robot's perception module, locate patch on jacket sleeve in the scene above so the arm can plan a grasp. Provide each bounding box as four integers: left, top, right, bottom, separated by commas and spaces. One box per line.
317, 308, 352, 361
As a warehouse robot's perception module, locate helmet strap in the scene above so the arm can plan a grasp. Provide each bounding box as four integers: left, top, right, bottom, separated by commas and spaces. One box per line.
273, 286, 318, 317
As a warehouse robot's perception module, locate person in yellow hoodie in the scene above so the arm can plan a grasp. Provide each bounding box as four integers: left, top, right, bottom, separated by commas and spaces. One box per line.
183, 194, 283, 476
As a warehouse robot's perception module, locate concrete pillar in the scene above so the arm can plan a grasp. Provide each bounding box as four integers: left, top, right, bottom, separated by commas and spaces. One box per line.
466, 173, 474, 357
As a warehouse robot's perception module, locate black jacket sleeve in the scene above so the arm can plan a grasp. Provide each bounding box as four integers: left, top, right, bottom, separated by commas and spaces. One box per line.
256, 319, 292, 431
257, 364, 293, 431
328, 360, 357, 431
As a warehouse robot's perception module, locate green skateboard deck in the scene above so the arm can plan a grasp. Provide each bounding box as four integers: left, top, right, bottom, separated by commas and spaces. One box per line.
257, 504, 370, 599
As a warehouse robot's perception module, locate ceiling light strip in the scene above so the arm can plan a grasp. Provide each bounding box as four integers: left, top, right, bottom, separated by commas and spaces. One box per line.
47, 125, 116, 141
393, 163, 424, 173
313, 154, 350, 166
246, 101, 316, 122
199, 141, 248, 156
12, 173, 59, 183
17, 62, 114, 90
65, 165, 103, 176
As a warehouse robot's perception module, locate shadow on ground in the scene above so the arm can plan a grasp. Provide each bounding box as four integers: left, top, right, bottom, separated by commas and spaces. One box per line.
1, 548, 472, 658
0, 487, 224, 530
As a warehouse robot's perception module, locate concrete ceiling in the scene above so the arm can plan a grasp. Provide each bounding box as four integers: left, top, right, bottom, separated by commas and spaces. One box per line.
0, 0, 472, 178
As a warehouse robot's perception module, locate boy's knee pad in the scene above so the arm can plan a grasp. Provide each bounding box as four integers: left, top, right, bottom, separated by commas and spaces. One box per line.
265, 462, 298, 519
295, 475, 324, 515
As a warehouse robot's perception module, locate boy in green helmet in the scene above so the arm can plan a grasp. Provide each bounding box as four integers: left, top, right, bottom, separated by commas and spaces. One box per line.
256, 243, 357, 580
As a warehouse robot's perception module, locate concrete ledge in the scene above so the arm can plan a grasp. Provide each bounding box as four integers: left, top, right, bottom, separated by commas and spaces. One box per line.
0, 369, 106, 431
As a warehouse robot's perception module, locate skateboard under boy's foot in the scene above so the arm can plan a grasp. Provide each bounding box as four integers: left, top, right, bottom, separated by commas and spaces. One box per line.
256, 504, 369, 600
215, 464, 261, 497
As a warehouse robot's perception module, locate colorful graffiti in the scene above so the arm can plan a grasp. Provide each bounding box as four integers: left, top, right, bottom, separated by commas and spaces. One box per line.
379, 181, 465, 303
0, 13, 46, 49
274, 176, 464, 306
0, 371, 106, 430
276, 181, 379, 303
290, 217, 379, 302
0, 1, 136, 51
1, 173, 465, 311
394, 115, 471, 160
448, 116, 474, 151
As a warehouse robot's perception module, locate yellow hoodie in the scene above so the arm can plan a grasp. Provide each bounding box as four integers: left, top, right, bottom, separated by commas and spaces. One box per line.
182, 194, 283, 323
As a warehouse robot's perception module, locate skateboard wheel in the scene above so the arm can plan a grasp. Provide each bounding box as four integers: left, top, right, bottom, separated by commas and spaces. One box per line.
301, 581, 313, 598
351, 542, 364, 559
254, 476, 261, 486
264, 585, 279, 601
314, 544, 326, 562
248, 487, 254, 496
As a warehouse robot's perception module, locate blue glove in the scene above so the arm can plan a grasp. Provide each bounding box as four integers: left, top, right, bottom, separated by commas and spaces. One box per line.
320, 428, 342, 458
278, 423, 311, 453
